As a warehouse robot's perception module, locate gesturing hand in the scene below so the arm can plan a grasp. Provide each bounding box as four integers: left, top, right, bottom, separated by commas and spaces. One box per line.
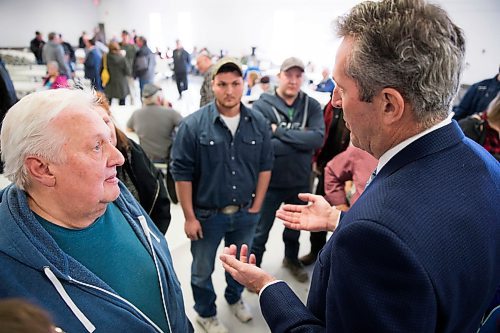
276, 193, 340, 232
219, 244, 275, 294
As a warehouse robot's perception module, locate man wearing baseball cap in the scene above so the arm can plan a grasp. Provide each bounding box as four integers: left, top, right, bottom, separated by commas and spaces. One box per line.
250, 56, 325, 282
170, 57, 273, 333
127, 83, 182, 165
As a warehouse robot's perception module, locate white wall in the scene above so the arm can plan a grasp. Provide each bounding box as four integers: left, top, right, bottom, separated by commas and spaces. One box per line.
0, 0, 98, 48
1, 0, 498, 84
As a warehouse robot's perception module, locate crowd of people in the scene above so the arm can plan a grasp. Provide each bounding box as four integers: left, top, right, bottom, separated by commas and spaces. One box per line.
0, 0, 499, 332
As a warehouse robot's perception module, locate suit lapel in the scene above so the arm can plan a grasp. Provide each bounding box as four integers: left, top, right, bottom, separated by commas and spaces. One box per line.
374, 121, 464, 184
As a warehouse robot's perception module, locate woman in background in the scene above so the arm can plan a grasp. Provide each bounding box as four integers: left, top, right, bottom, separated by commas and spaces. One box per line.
95, 92, 171, 233
42, 61, 69, 89
104, 41, 130, 105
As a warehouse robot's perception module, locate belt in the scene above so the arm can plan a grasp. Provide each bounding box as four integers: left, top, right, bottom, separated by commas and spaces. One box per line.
197, 202, 250, 215
219, 202, 251, 215
220, 205, 241, 215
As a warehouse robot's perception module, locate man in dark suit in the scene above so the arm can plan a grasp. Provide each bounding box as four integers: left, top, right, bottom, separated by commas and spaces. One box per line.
220, 0, 500, 332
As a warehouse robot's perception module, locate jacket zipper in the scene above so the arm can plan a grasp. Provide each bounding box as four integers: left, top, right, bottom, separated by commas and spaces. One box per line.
138, 215, 172, 333
148, 179, 161, 215
68, 275, 165, 333
44, 214, 170, 333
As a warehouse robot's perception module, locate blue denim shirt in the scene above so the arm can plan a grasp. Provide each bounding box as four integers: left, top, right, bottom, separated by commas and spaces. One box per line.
170, 102, 273, 209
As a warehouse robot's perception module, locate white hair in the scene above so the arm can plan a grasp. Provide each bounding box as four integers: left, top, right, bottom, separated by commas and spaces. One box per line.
0, 88, 97, 190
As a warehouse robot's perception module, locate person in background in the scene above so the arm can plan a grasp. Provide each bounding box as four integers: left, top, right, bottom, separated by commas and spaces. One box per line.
83, 38, 103, 91
459, 92, 500, 160
95, 92, 171, 233
30, 31, 45, 65
196, 51, 214, 107
250, 57, 324, 283
131, 29, 138, 44
127, 83, 182, 165
453, 68, 500, 120
170, 58, 273, 333
299, 101, 350, 266
245, 71, 260, 96
42, 61, 69, 90
42, 32, 70, 78
245, 75, 274, 105
221, 0, 500, 331
0, 56, 18, 174
323, 144, 378, 210
172, 39, 191, 99
0, 88, 193, 332
255, 75, 272, 95
127, 83, 182, 203
120, 30, 138, 105
78, 31, 88, 49
0, 298, 59, 333
315, 67, 335, 93
190, 46, 199, 74
59, 34, 75, 76
104, 41, 130, 106
133, 36, 156, 96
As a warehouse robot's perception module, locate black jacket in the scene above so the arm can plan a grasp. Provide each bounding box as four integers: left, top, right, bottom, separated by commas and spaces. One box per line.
252, 91, 324, 188
118, 139, 171, 233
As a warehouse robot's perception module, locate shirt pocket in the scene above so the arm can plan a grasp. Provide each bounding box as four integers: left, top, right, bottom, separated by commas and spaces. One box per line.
199, 134, 225, 165
241, 134, 263, 164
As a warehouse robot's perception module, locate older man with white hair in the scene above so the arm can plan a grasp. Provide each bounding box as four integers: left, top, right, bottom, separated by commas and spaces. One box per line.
0, 88, 193, 333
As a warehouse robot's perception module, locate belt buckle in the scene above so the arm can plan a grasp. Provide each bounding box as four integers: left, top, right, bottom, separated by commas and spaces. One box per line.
221, 205, 239, 215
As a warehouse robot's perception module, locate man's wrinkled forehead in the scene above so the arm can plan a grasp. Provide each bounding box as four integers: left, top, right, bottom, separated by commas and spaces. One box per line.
51, 107, 110, 140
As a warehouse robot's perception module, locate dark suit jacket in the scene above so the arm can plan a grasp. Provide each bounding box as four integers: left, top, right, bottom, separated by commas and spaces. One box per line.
260, 121, 500, 332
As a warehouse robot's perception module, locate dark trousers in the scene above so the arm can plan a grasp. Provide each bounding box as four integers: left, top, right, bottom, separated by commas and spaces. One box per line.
308, 173, 327, 254
251, 185, 310, 267
175, 71, 188, 95
107, 97, 126, 106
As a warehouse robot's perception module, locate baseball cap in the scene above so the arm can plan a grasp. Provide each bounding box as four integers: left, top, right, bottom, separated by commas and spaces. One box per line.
260, 75, 270, 84
142, 83, 162, 98
212, 57, 243, 79
280, 57, 305, 72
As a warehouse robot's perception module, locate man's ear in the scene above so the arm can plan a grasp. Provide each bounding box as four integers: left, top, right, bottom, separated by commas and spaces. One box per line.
380, 87, 405, 125
24, 157, 56, 187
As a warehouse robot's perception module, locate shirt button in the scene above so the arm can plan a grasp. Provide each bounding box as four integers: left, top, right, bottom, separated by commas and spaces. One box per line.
251, 140, 255, 144
231, 142, 234, 146
232, 185, 236, 189
232, 198, 236, 202
232, 171, 236, 175
209, 140, 214, 145
231, 156, 235, 160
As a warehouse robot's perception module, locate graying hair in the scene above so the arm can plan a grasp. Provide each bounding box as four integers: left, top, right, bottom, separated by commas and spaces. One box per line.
336, 0, 465, 128
142, 91, 162, 106
0, 88, 98, 190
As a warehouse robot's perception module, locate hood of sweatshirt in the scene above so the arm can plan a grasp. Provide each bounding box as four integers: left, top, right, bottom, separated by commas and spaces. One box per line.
0, 182, 147, 288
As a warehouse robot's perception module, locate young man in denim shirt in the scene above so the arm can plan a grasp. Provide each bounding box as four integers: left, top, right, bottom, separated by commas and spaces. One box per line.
170, 58, 273, 333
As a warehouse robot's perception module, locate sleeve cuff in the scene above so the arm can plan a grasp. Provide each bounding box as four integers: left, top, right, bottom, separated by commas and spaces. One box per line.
258, 279, 284, 299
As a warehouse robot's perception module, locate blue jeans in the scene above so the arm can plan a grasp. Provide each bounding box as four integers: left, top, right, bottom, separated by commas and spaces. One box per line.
251, 186, 309, 266
138, 77, 152, 96
191, 208, 259, 318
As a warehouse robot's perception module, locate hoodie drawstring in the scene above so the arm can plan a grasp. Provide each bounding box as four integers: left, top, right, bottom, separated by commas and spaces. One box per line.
138, 215, 172, 333
43, 266, 96, 332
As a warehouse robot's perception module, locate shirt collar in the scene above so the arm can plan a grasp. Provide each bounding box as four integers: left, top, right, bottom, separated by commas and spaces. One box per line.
376, 113, 453, 174
208, 102, 250, 124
